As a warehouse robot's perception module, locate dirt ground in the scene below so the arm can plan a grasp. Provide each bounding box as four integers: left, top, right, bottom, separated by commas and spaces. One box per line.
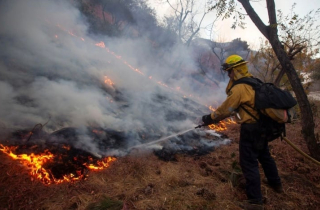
0, 100, 320, 210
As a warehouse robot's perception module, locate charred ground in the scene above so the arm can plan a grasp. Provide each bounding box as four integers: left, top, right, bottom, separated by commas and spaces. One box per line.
0, 100, 320, 210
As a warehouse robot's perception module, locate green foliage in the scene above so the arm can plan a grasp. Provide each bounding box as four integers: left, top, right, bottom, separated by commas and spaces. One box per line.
230, 159, 242, 187
230, 152, 240, 172
231, 160, 240, 171
226, 38, 249, 53
85, 196, 123, 210
230, 152, 236, 158
210, 1, 320, 59
248, 3, 320, 88
277, 5, 320, 59
209, 0, 246, 29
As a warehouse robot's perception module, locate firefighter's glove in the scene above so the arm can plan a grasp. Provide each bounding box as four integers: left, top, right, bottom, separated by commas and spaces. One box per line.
202, 114, 215, 126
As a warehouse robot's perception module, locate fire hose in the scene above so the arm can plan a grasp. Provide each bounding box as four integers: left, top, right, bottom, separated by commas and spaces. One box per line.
130, 124, 320, 166
195, 125, 320, 165
282, 136, 320, 166
197, 124, 320, 166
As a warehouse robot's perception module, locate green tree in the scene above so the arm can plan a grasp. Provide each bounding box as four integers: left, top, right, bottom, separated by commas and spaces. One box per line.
274, 5, 320, 86
249, 4, 320, 87
226, 38, 249, 54
212, 38, 250, 80
210, 0, 320, 160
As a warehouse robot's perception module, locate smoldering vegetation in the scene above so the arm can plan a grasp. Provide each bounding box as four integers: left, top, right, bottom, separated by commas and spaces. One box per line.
0, 0, 228, 156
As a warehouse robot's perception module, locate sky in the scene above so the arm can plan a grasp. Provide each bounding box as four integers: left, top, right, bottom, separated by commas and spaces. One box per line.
149, 0, 320, 50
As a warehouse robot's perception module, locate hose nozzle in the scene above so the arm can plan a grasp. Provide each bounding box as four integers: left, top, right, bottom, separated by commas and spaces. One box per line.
195, 124, 205, 129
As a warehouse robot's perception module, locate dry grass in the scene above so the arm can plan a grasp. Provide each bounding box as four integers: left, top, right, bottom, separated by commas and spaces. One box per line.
1, 101, 320, 210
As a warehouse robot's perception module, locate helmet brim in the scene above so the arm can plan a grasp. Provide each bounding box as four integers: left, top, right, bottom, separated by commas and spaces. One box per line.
222, 61, 248, 71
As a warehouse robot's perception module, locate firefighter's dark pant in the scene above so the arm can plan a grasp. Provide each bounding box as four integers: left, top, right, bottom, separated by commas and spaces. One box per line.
240, 123, 282, 203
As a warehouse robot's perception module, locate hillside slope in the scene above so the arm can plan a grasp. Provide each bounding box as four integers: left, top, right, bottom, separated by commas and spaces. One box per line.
0, 102, 320, 210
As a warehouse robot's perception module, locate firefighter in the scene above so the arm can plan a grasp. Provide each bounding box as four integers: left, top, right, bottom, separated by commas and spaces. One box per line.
201, 55, 283, 210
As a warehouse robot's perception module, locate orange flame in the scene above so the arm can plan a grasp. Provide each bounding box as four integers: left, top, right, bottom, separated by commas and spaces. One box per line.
84, 157, 116, 170
205, 105, 236, 131
95, 41, 105, 48
52, 22, 203, 101
104, 76, 115, 87
0, 144, 116, 185
92, 129, 104, 135
208, 117, 236, 132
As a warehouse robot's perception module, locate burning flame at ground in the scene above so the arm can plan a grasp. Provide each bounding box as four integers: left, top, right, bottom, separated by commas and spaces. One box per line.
206, 105, 237, 131
208, 118, 236, 131
0, 144, 116, 185
84, 157, 116, 170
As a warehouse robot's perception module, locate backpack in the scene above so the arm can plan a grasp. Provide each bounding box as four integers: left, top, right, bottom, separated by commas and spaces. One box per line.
232, 77, 297, 142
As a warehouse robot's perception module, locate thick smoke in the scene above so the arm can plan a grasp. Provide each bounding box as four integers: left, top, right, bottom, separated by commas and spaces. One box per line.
0, 0, 228, 156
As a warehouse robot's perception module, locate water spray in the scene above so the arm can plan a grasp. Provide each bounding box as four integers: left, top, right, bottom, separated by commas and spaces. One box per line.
128, 124, 205, 151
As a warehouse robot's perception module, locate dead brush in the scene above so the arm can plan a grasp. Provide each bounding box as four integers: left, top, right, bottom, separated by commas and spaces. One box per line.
122, 156, 151, 181
2, 117, 320, 210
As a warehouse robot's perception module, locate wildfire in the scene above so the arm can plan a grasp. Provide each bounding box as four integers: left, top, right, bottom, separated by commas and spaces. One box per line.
0, 144, 116, 185
51, 21, 206, 102
104, 76, 115, 87
208, 118, 236, 132
204, 105, 237, 131
92, 40, 200, 98
95, 41, 105, 48
84, 157, 115, 170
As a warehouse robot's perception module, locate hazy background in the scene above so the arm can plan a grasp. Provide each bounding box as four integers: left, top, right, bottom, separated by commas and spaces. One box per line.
149, 0, 320, 50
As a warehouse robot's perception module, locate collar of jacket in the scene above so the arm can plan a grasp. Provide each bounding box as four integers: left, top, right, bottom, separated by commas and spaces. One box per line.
225, 65, 253, 94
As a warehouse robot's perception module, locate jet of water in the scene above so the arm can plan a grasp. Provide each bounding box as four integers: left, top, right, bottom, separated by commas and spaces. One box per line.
128, 128, 195, 150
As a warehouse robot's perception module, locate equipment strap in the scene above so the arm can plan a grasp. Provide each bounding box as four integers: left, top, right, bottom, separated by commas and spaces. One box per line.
239, 104, 259, 122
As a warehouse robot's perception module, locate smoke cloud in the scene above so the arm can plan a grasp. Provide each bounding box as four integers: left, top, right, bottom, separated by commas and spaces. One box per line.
0, 0, 228, 156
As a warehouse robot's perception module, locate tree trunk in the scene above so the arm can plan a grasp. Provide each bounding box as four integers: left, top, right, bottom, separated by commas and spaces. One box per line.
268, 34, 320, 160
238, 0, 320, 160
274, 68, 285, 87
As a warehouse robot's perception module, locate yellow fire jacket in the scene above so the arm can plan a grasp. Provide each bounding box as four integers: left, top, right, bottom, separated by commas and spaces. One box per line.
210, 65, 259, 124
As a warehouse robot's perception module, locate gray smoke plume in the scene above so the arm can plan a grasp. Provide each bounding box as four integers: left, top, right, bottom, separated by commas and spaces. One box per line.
0, 0, 229, 156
